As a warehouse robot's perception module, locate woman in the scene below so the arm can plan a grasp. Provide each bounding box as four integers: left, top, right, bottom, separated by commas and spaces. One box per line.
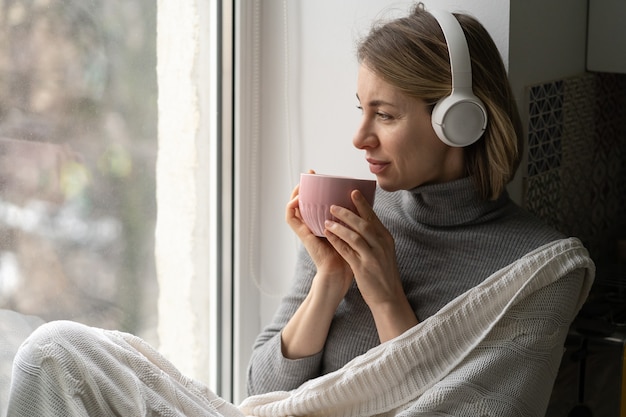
245, 4, 593, 416
7, 4, 593, 417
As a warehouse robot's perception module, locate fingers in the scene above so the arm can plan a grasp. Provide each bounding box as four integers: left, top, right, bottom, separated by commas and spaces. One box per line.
286, 183, 320, 240
324, 226, 364, 265
325, 216, 373, 264
351, 190, 377, 223
327, 191, 379, 241
289, 183, 300, 200
286, 185, 303, 226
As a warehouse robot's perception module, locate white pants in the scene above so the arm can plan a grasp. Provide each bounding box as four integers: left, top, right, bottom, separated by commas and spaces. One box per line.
8, 321, 244, 417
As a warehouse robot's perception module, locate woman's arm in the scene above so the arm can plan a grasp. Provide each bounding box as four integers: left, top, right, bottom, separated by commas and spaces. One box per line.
246, 248, 323, 395
247, 185, 354, 395
280, 184, 354, 358
325, 190, 419, 343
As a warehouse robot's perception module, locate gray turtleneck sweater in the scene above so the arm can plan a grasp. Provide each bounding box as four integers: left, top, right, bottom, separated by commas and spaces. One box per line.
246, 177, 565, 396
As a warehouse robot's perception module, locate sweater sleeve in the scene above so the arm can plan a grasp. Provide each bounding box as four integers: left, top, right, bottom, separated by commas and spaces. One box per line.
246, 246, 324, 395
395, 269, 585, 417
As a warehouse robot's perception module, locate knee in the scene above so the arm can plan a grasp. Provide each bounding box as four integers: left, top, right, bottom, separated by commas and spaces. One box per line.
23, 320, 91, 345
9, 321, 106, 415
15, 320, 98, 364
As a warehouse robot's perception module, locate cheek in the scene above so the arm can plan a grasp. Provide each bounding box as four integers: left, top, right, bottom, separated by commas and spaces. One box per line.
397, 131, 448, 179
395, 131, 431, 163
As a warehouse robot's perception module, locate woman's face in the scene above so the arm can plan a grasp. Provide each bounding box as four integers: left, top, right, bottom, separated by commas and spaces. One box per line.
353, 65, 465, 192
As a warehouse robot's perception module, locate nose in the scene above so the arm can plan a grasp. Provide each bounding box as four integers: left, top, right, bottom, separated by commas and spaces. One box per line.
352, 117, 378, 150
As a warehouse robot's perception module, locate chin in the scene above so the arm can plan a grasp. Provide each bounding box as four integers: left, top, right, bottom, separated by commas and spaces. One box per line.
378, 177, 425, 192
376, 180, 401, 192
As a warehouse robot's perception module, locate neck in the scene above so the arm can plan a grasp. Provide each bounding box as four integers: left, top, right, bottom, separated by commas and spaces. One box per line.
401, 177, 507, 227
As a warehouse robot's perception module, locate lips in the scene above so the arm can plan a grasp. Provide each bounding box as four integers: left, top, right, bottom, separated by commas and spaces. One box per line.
366, 158, 389, 174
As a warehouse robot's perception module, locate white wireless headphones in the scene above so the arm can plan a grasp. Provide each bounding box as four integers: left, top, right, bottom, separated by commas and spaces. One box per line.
429, 10, 488, 147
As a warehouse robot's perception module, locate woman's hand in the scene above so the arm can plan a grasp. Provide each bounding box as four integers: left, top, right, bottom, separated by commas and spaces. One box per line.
285, 183, 353, 296
324, 190, 419, 342
281, 182, 356, 359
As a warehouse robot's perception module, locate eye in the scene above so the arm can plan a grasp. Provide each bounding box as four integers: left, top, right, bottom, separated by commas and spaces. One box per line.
376, 111, 392, 121
356, 105, 363, 113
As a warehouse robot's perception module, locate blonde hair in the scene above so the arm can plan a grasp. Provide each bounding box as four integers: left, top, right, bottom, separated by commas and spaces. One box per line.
357, 5, 523, 200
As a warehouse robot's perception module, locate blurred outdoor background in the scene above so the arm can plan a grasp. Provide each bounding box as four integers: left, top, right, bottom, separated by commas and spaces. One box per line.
0, 0, 158, 343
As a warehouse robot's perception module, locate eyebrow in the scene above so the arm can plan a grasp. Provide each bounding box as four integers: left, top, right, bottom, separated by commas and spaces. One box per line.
355, 94, 398, 108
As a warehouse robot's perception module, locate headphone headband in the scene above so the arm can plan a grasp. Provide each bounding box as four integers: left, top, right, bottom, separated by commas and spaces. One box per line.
429, 10, 472, 90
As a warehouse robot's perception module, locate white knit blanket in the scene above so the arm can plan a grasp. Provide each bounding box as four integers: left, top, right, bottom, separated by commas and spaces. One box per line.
6, 238, 593, 417
239, 237, 594, 417
0, 311, 44, 417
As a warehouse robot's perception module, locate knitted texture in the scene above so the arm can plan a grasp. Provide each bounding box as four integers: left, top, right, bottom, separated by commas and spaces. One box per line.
7, 322, 243, 417
239, 238, 594, 417
6, 239, 593, 417
0, 310, 44, 417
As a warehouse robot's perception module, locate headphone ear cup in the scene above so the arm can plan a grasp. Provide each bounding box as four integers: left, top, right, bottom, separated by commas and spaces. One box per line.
431, 91, 488, 147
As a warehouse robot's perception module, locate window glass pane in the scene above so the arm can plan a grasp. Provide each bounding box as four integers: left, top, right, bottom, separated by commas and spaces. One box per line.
0, 0, 158, 343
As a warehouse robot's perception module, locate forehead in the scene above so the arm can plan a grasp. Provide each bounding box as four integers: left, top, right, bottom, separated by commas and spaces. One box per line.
356, 65, 398, 98
356, 65, 424, 108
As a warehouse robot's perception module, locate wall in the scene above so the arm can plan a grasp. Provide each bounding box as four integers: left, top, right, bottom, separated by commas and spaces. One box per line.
508, 0, 588, 100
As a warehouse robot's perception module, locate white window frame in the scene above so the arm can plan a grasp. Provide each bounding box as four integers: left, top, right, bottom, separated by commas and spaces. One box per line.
155, 0, 262, 403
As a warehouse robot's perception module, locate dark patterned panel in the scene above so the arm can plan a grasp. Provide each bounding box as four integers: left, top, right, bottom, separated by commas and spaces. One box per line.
527, 81, 564, 177
524, 73, 626, 263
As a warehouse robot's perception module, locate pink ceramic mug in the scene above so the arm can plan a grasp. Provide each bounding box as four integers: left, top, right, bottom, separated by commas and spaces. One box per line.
298, 173, 377, 237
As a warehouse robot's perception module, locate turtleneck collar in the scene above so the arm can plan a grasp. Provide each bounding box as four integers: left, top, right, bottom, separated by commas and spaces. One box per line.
392, 177, 510, 227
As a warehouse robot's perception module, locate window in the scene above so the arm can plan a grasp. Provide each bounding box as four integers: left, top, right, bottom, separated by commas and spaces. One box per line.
0, 0, 243, 403
0, 0, 158, 343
